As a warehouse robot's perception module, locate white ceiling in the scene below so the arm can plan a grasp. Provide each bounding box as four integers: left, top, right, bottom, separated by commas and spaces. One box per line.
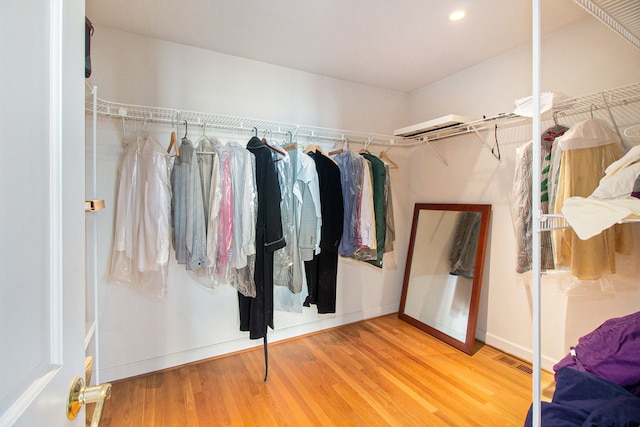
86, 0, 590, 93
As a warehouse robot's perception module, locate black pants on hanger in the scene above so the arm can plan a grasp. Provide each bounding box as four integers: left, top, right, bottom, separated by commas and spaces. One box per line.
303, 251, 338, 314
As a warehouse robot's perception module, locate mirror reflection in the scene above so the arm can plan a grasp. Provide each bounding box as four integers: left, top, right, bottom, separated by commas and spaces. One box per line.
399, 204, 491, 354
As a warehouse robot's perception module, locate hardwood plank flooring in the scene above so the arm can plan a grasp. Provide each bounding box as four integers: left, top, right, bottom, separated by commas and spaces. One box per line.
98, 314, 554, 426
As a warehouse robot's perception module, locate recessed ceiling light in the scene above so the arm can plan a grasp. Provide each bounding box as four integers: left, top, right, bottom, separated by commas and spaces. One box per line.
449, 10, 466, 22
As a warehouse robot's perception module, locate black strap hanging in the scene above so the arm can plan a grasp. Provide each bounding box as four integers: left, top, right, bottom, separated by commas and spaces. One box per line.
263, 334, 269, 382
492, 124, 501, 160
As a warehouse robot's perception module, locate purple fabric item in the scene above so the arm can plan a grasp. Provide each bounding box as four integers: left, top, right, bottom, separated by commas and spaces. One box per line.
553, 311, 640, 396
631, 174, 640, 199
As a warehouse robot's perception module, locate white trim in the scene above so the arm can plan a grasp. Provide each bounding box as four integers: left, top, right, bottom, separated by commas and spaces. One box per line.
484, 333, 556, 372
49, 0, 64, 366
100, 305, 398, 382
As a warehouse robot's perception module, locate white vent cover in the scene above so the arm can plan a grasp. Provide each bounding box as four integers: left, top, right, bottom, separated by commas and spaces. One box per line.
394, 114, 477, 138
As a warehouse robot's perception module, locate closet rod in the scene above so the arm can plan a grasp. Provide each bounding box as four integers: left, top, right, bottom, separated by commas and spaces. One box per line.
86, 96, 409, 148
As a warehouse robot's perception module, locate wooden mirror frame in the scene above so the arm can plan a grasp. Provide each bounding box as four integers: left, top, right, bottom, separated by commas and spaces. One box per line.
398, 203, 491, 354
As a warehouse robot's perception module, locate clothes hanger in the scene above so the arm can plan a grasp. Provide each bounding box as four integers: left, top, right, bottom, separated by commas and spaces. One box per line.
378, 150, 399, 169
261, 129, 286, 156
283, 131, 297, 151
194, 123, 209, 146
303, 144, 317, 154
328, 138, 345, 156
359, 137, 373, 154
182, 120, 189, 140
167, 131, 180, 156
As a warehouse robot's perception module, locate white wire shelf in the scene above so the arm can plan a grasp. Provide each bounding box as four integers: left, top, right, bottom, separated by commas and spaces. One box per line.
86, 96, 409, 148
404, 81, 640, 143
573, 0, 640, 50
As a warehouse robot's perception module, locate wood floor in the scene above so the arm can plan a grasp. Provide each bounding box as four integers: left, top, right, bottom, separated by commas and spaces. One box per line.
97, 314, 554, 426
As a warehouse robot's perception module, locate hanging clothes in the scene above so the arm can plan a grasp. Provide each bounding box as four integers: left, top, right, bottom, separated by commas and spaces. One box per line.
562, 144, 640, 239
334, 150, 363, 257
240, 136, 285, 339
108, 131, 172, 295
189, 136, 222, 288
361, 152, 387, 268
195, 136, 216, 224
552, 119, 628, 280
271, 141, 298, 292
273, 143, 321, 313
383, 163, 396, 254
171, 137, 210, 271
351, 156, 377, 261
215, 147, 234, 282
304, 150, 343, 314
296, 149, 322, 262
227, 141, 258, 297
512, 125, 568, 274
274, 147, 323, 313
540, 125, 567, 270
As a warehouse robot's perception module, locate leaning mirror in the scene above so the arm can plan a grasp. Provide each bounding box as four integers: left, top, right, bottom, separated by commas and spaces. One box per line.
398, 203, 491, 355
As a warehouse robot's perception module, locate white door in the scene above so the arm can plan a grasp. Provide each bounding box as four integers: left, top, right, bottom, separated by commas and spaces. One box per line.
0, 0, 87, 426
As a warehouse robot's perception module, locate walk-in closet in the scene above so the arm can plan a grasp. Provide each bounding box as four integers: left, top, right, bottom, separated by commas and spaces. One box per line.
2, 1, 640, 426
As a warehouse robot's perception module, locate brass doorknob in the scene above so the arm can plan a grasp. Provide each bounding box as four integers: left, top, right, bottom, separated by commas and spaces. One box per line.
67, 376, 112, 427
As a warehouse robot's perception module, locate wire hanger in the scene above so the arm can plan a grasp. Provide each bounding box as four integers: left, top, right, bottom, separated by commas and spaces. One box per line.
182, 120, 189, 139
194, 123, 210, 149
590, 104, 597, 118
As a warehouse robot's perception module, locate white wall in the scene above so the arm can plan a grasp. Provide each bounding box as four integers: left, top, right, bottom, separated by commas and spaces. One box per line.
404, 17, 640, 370
406, 18, 640, 124
89, 27, 407, 135
87, 27, 410, 382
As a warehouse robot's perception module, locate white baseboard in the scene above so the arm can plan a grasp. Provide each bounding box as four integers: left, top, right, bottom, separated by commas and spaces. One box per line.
99, 304, 399, 382
484, 333, 557, 372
